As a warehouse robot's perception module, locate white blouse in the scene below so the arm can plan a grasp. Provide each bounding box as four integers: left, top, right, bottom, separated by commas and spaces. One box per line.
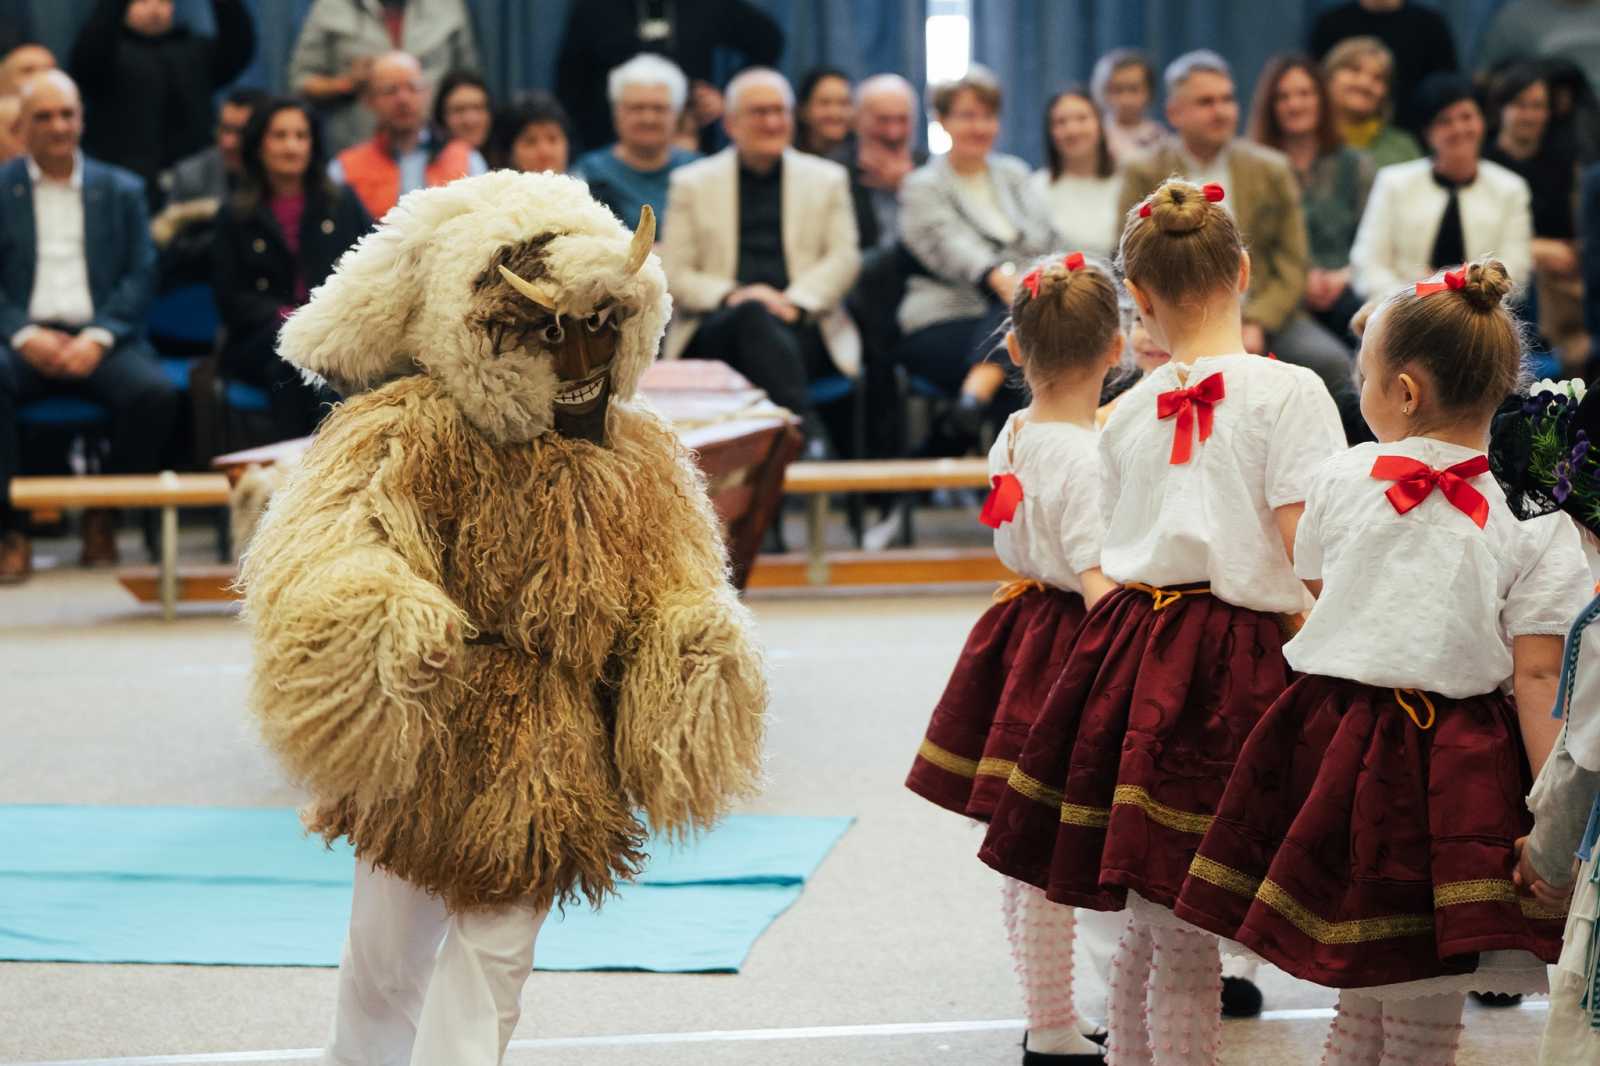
1348, 157, 1533, 300
1286, 437, 1589, 698
1028, 170, 1122, 259
1098, 353, 1345, 613
988, 414, 1104, 593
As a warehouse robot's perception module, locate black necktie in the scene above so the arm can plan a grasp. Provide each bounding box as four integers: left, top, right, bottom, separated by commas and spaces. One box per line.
1428, 171, 1467, 270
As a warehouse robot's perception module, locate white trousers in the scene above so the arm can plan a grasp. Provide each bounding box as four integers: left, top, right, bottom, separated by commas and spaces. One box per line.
323, 861, 550, 1066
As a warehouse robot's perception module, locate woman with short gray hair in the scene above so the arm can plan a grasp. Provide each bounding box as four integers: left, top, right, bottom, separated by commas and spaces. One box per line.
895, 66, 1056, 453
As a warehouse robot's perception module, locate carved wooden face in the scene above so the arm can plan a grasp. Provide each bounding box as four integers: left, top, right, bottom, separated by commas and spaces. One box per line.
465, 207, 654, 445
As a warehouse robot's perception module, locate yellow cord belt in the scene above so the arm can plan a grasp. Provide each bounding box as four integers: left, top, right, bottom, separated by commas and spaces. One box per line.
1124, 581, 1209, 612
1393, 688, 1437, 730
994, 579, 1048, 604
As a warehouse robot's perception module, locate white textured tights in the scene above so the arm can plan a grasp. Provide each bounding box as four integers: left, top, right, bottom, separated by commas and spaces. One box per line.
1105, 914, 1222, 1065
1320, 991, 1465, 1066
1000, 877, 1102, 1056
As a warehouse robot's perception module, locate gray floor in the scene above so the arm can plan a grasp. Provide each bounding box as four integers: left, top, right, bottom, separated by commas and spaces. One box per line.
0, 534, 1550, 1064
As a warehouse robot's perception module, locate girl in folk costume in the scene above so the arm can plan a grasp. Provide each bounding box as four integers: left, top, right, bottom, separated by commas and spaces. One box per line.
1172, 259, 1590, 1066
978, 178, 1346, 1066
906, 252, 1127, 1065
1491, 378, 1600, 1066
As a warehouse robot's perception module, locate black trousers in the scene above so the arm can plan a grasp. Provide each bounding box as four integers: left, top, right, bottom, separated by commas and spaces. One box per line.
0, 333, 180, 532
223, 321, 339, 441
891, 306, 1023, 453
683, 301, 835, 416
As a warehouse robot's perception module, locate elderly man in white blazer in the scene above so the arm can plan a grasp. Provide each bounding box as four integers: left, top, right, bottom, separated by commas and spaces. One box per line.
660, 67, 861, 443
1350, 74, 1533, 299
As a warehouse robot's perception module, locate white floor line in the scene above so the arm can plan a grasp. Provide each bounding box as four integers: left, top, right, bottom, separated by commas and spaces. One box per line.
6, 1001, 1553, 1066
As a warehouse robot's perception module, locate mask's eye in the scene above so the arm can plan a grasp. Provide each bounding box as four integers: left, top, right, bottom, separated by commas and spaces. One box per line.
584, 308, 612, 333
540, 320, 565, 344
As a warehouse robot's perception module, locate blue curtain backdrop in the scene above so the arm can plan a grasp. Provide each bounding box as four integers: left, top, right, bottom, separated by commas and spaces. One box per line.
972, 0, 1513, 165
18, 0, 926, 104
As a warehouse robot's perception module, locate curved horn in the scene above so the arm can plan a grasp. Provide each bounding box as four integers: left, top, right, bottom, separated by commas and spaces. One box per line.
497, 264, 559, 311
624, 204, 655, 275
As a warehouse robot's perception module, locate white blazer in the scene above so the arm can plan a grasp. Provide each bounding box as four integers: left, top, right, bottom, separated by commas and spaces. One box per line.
1349, 157, 1532, 299
659, 148, 863, 374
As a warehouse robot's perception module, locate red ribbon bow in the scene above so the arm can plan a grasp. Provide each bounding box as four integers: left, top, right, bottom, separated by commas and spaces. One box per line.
1022, 252, 1089, 298
1415, 268, 1467, 297
1138, 185, 1224, 217
979, 472, 1024, 528
1370, 454, 1491, 528
1156, 372, 1226, 464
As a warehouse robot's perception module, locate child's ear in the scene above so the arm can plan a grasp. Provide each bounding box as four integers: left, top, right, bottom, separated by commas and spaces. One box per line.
1105, 331, 1125, 369
1124, 279, 1155, 319
1005, 330, 1024, 368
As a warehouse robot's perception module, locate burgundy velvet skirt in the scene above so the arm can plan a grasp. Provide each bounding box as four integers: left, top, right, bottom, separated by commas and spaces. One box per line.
906, 582, 1087, 821
977, 584, 1292, 911
1172, 674, 1567, 988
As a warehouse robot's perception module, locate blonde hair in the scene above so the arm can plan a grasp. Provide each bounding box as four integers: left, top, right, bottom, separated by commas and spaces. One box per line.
1117, 177, 1244, 307
1008, 254, 1119, 383
1369, 257, 1524, 416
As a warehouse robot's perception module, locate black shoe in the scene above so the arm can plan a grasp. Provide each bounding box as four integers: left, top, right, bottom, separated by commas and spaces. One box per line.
1469, 991, 1523, 1008
1022, 1032, 1105, 1064
1220, 975, 1264, 1018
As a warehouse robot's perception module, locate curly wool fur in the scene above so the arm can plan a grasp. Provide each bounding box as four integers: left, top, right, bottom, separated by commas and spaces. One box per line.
276, 171, 669, 443
241, 376, 767, 912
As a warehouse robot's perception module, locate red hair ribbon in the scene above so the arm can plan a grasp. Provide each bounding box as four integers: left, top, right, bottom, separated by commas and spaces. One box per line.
1415, 268, 1467, 297
1063, 251, 1085, 271
1021, 267, 1043, 299
1156, 372, 1226, 465
1370, 454, 1490, 528
1138, 199, 1153, 218
1202, 182, 1225, 203
979, 472, 1024, 528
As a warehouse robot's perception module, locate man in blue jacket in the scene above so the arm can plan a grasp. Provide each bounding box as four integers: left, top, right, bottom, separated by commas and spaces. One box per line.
0, 70, 176, 582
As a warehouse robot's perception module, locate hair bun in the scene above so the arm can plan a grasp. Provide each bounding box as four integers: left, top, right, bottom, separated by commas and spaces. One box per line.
1459, 258, 1513, 313
1147, 180, 1210, 235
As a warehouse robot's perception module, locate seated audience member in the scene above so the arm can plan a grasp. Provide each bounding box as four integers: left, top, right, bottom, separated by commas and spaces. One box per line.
329, 51, 485, 220
70, 0, 256, 208
1542, 57, 1600, 166
660, 67, 861, 449
832, 73, 925, 250
213, 98, 370, 441
554, 0, 782, 152
289, 0, 479, 154
896, 66, 1055, 451
0, 95, 20, 163
1480, 0, 1600, 108
1121, 50, 1365, 441
0, 41, 54, 96
1308, 0, 1459, 136
1322, 36, 1423, 169
0, 71, 176, 581
1030, 86, 1121, 258
1092, 48, 1165, 162
1486, 62, 1585, 364
572, 54, 699, 230
151, 88, 269, 284
490, 92, 573, 174
1350, 73, 1533, 299
432, 68, 493, 154
795, 66, 854, 158
1249, 53, 1373, 339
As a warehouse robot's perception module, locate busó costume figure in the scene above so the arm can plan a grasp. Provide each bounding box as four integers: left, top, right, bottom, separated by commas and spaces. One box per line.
240, 171, 767, 1065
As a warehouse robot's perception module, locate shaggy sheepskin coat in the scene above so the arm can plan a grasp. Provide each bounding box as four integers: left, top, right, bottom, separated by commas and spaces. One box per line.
240, 172, 766, 912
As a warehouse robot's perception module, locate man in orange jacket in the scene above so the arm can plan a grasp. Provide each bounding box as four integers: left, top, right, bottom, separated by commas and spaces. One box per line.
329, 51, 485, 220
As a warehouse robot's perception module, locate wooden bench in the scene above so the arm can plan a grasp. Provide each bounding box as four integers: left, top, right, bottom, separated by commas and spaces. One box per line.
9, 472, 233, 619
779, 458, 996, 585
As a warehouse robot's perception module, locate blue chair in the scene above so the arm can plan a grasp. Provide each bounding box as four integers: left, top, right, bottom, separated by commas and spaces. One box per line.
147, 284, 220, 352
